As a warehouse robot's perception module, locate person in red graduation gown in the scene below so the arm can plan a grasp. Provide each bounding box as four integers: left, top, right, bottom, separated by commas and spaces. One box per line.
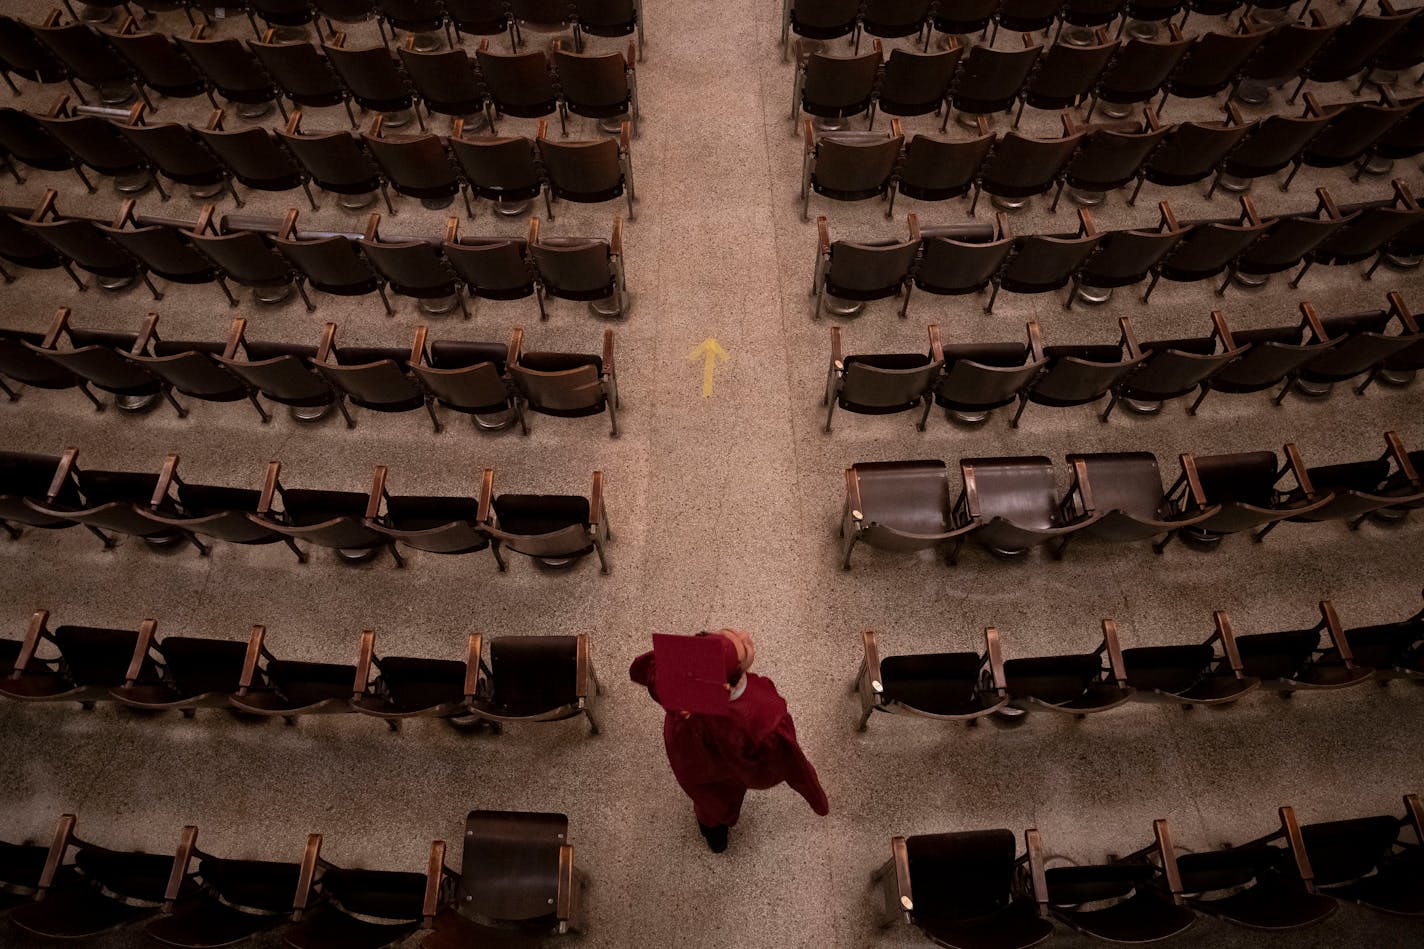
629, 628, 829, 852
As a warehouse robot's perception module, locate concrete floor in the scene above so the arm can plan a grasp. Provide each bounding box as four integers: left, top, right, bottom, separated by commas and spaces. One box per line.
0, 0, 1422, 946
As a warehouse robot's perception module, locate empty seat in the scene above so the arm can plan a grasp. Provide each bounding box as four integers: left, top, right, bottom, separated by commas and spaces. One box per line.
350, 628, 477, 724
314, 322, 429, 429
853, 628, 1009, 730
988, 210, 1101, 312
186, 206, 314, 308
509, 329, 619, 436
948, 38, 1042, 126
1017, 35, 1118, 127
782, 0, 861, 57
554, 42, 639, 136
215, 318, 349, 425
100, 200, 238, 304
1278, 431, 1424, 531
890, 121, 994, 215
251, 474, 405, 566
285, 835, 435, 948
486, 469, 611, 573
448, 128, 542, 215
1223, 189, 1345, 292
1088, 27, 1192, 119
0, 449, 87, 536
791, 39, 881, 128
911, 215, 1015, 304
1057, 110, 1167, 208
1288, 5, 1414, 102
0, 106, 92, 191
136, 456, 311, 562
1158, 26, 1270, 114
971, 120, 1084, 216
442, 221, 536, 306
1015, 331, 1147, 426
1002, 622, 1135, 715
1059, 450, 1222, 556
878, 45, 961, 121
364, 118, 468, 214
106, 18, 208, 108
1288, 295, 1420, 398
1283, 93, 1411, 190
325, 33, 422, 128
573, 0, 643, 59
955, 455, 1097, 559
465, 635, 602, 732
1162, 445, 1335, 547
397, 41, 485, 122
1300, 180, 1423, 283
1292, 797, 1424, 917
108, 621, 249, 714
448, 0, 513, 44
278, 110, 390, 211
824, 323, 942, 433
0, 327, 100, 408
273, 211, 390, 312
1070, 200, 1186, 306
119, 313, 263, 419
536, 120, 637, 220
230, 626, 361, 718
116, 108, 242, 206
801, 119, 903, 220
360, 215, 467, 317
32, 14, 136, 106
1339, 593, 1424, 681
934, 321, 1046, 426
26, 306, 174, 415
195, 110, 315, 209
178, 26, 286, 119
1122, 620, 1260, 706
248, 33, 351, 122
0, 613, 155, 705
410, 325, 519, 430
1137, 108, 1252, 200
1212, 103, 1331, 194
0, 15, 66, 92
476, 42, 558, 126
841, 459, 978, 568
811, 213, 919, 319
1110, 311, 1245, 418
364, 464, 491, 556
1144, 198, 1272, 302
529, 216, 628, 319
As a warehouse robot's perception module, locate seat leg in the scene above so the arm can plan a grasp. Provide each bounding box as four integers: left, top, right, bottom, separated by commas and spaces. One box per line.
1100, 390, 1119, 422
594, 536, 609, 573
1142, 271, 1160, 302
1272, 376, 1295, 405
247, 391, 271, 423
344, 97, 357, 127
1151, 530, 1176, 554
824, 395, 836, 433
387, 543, 405, 568
295, 280, 315, 312
78, 382, 104, 411
2, 155, 21, 184
1216, 269, 1233, 295
86, 524, 116, 549
224, 176, 244, 208
1205, 172, 1220, 200
151, 173, 169, 201
63, 264, 88, 292
968, 184, 980, 217
425, 399, 442, 434
516, 399, 529, 435
917, 395, 932, 432
142, 271, 164, 301
186, 530, 210, 556
1127, 175, 1145, 206
334, 396, 356, 428
0, 377, 16, 400
0, 519, 20, 540
162, 387, 188, 419
545, 186, 555, 220
840, 530, 858, 570
1188, 383, 1209, 415
984, 281, 1000, 313
0, 261, 11, 283
1287, 76, 1306, 104
1065, 277, 1078, 310
1253, 519, 1281, 543
376, 283, 394, 316
1355, 365, 1380, 395
1364, 253, 1384, 280
215, 275, 239, 307
283, 537, 308, 564
491, 541, 508, 571
456, 291, 471, 320
1013, 98, 1026, 129
1050, 180, 1064, 212
536, 286, 548, 321
1, 71, 18, 96
461, 185, 474, 219
1011, 393, 1029, 428
900, 281, 912, 318
1289, 260, 1311, 288
380, 182, 395, 214
1280, 160, 1301, 192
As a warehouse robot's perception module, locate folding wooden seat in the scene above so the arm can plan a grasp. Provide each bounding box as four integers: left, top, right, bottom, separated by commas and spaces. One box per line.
0, 829, 64, 915
573, 0, 643, 59
1361, 95, 1424, 177
195, 110, 314, 209
1000, 620, 1134, 715
350, 629, 478, 726
1273, 432, 1424, 532
1288, 4, 1414, 102
447, 126, 542, 215
0, 15, 66, 93
1288, 294, 1420, 397
1144, 197, 1271, 302
1337, 591, 1424, 681
9, 816, 196, 939
1088, 27, 1191, 119
1176, 807, 1337, 929
928, 0, 999, 44
1115, 0, 1184, 39
1108, 311, 1244, 418
1133, 108, 1252, 203
271, 209, 391, 312
0, 611, 157, 706
1301, 179, 1422, 283
554, 41, 639, 136
948, 38, 1042, 128
1221, 189, 1344, 292
1016, 33, 1117, 128
1291, 796, 1424, 917
250, 0, 318, 38
1218, 602, 1372, 694
1157, 26, 1270, 114
891, 119, 994, 215
248, 31, 352, 124
509, 329, 619, 435
119, 312, 263, 418
954, 455, 1101, 560
1161, 445, 1334, 546
509, 0, 574, 48
528, 216, 628, 318
536, 118, 637, 220
811, 213, 919, 319
970, 117, 1084, 216
116, 106, 243, 206
465, 635, 603, 732
364, 464, 492, 557
409, 323, 521, 430
363, 116, 469, 214
853, 628, 1009, 730
1037, 821, 1197, 942
0, 327, 97, 407
934, 321, 1046, 426
1070, 201, 1185, 306
841, 459, 978, 568
0, 204, 80, 286
230, 626, 362, 719
1058, 450, 1222, 555
1361, 0, 1424, 89
326, 32, 422, 129
31, 12, 137, 106
376, 0, 453, 48
1211, 102, 1330, 195
1054, 110, 1165, 209
310, 0, 385, 40
0, 106, 94, 190
105, 16, 208, 109
791, 39, 880, 130
0, 449, 87, 537
476, 42, 558, 128
284, 834, 440, 948
99, 200, 237, 304
145, 827, 304, 947
314, 322, 428, 429
1187, 309, 1333, 413
991, 0, 1060, 43
278, 110, 390, 211
1283, 91, 1411, 190
1121, 615, 1259, 706
24, 189, 161, 294
250, 464, 405, 565
26, 306, 174, 414
448, 0, 513, 46
189, 0, 263, 36
108, 619, 247, 714
424, 811, 587, 945
359, 214, 467, 317
1235, 11, 1338, 100
215, 318, 351, 425
484, 468, 611, 573
878, 45, 962, 124
185, 205, 314, 307
800, 118, 903, 220
1013, 327, 1147, 426
910, 215, 1014, 304
988, 209, 1101, 312
397, 41, 485, 122
177, 26, 286, 120
138, 456, 311, 561
823, 324, 943, 432
874, 829, 1054, 949
781, 0, 860, 59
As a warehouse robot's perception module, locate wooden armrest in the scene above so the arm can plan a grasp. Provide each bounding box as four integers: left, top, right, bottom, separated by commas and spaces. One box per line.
891, 837, 913, 912
47, 448, 78, 504
575, 633, 591, 699
327, 30, 347, 47
13, 610, 50, 679
421, 840, 446, 926
1279, 807, 1316, 889
1298, 301, 1328, 342
409, 326, 428, 367
1024, 829, 1050, 917
1026, 321, 1044, 362
41, 306, 71, 350
292, 834, 322, 917
1079, 207, 1098, 238
927, 324, 943, 363
352, 629, 376, 698
844, 467, 863, 520
256, 462, 281, 517
463, 633, 482, 700
1315, 188, 1341, 221
316, 323, 337, 363
123, 619, 158, 686
829, 325, 843, 367
969, 113, 989, 138
164, 826, 199, 907
222, 318, 246, 361
238, 625, 266, 693
1101, 619, 1127, 686
1212, 611, 1247, 675
42, 9, 62, 27
507, 326, 523, 366
1154, 820, 1184, 899
1061, 111, 1082, 136
477, 468, 495, 524
125, 101, 147, 126
1239, 195, 1261, 227
1404, 794, 1423, 844
1167, 22, 1183, 40
627, 38, 637, 66
602, 329, 614, 375
111, 198, 138, 229
984, 627, 1007, 693
134, 312, 160, 356
611, 216, 623, 257
995, 211, 1012, 240
284, 109, 303, 136
907, 212, 920, 243
362, 213, 380, 242
961, 463, 982, 520
536, 117, 548, 141
1159, 200, 1180, 233
589, 471, 604, 528
619, 120, 631, 153
1391, 179, 1417, 210
527, 216, 540, 246
33, 189, 58, 224
1282, 442, 1315, 497
1210, 311, 1237, 352
1384, 431, 1420, 485
204, 108, 224, 131
38, 814, 77, 891
1387, 291, 1418, 334
260, 27, 276, 43
1070, 457, 1097, 515
194, 204, 217, 235
444, 215, 459, 244
802, 117, 815, 153
1318, 601, 1354, 667
817, 215, 830, 255
277, 208, 299, 241
861, 630, 882, 693
557, 845, 575, 921
890, 117, 903, 141
1302, 91, 1323, 118
1119, 316, 1142, 360
365, 466, 387, 521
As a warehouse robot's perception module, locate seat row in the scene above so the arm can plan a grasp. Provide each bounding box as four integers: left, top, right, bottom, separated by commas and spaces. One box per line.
855, 593, 1423, 729
875, 798, 1423, 949
2, 309, 621, 433
2, 612, 603, 730
840, 433, 1423, 566
2, 195, 630, 318
812, 187, 1419, 315
0, 810, 588, 946
825, 301, 1419, 431
1, 97, 636, 219
791, 9, 1424, 131
0, 447, 614, 570
1, 12, 639, 134
801, 92, 1422, 219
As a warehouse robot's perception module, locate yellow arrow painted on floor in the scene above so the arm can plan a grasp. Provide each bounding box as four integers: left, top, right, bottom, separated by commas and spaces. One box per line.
687, 338, 728, 398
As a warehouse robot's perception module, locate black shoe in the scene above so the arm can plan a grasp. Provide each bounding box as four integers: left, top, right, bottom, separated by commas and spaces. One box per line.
698, 822, 729, 853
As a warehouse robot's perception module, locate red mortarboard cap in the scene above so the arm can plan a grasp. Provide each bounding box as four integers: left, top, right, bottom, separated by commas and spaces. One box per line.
652, 633, 733, 716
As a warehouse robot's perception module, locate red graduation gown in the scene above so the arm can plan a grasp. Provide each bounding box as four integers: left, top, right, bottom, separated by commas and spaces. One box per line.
629, 651, 830, 827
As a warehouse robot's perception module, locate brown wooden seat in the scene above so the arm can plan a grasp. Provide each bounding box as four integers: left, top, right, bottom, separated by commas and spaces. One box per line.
854, 627, 1009, 730
1001, 620, 1135, 716
108, 619, 248, 714
801, 118, 903, 221
23, 448, 201, 552
214, 319, 350, 426
0, 449, 85, 537
529, 216, 628, 319
509, 328, 619, 436
0, 612, 151, 706
1218, 601, 1374, 695
1297, 795, 1424, 917
364, 464, 492, 559
284, 834, 439, 949
485, 469, 611, 573
229, 625, 360, 721
137, 456, 309, 562
841, 459, 978, 569
823, 323, 944, 433
955, 455, 1103, 560
248, 463, 404, 566
1161, 444, 1335, 548
314, 322, 429, 430
1121, 617, 1260, 707
409, 324, 519, 432
349, 629, 479, 726
466, 633, 602, 732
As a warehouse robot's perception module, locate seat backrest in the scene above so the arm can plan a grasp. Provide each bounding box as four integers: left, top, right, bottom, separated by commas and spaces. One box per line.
449, 136, 541, 192
364, 131, 457, 191
1299, 815, 1401, 887
1162, 220, 1269, 276
1306, 101, 1409, 163
278, 127, 383, 191
1024, 40, 1118, 106
1193, 449, 1278, 504
460, 809, 567, 923
878, 48, 959, 111
248, 38, 345, 101
826, 238, 918, 295
962, 455, 1058, 525
490, 493, 590, 557
840, 354, 941, 411
1240, 215, 1342, 270
1145, 120, 1251, 182
53, 625, 141, 686
101, 221, 212, 278
1169, 28, 1270, 93
188, 230, 293, 284
476, 48, 558, 111
359, 238, 450, 291
905, 830, 1018, 922
43, 328, 155, 391
34, 112, 145, 173
159, 636, 249, 697
1069, 126, 1169, 188
954, 44, 1042, 111
132, 340, 241, 396
487, 638, 579, 715
276, 233, 376, 289
1098, 34, 1192, 99
397, 47, 481, 112
415, 352, 508, 410
446, 0, 509, 30
1308, 11, 1412, 81
195, 126, 299, 185
1241, 17, 1338, 81
0, 107, 70, 167
33, 21, 128, 82
0, 15, 64, 83
217, 340, 331, 401
1225, 112, 1332, 174
177, 35, 271, 96
118, 122, 220, 179
916, 234, 1014, 293
553, 48, 630, 109
27, 217, 134, 273
790, 0, 862, 31
0, 329, 76, 388
802, 48, 881, 111
538, 135, 623, 195
532, 238, 612, 294
0, 449, 70, 501
327, 42, 407, 104
1032, 344, 1140, 403
980, 132, 1083, 193
511, 353, 604, 412
319, 351, 420, 405
108, 29, 202, 91
1314, 202, 1421, 260
1305, 311, 1417, 379
937, 341, 1043, 407
898, 133, 993, 196
1127, 334, 1236, 397
442, 237, 532, 292
1001, 234, 1100, 289
1081, 227, 1183, 282
813, 132, 902, 193
319, 868, 426, 923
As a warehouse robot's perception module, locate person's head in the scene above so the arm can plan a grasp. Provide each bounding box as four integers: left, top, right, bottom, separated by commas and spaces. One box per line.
714, 628, 754, 687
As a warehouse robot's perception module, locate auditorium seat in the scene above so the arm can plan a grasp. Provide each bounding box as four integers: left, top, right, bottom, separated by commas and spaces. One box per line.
284, 833, 435, 949
853, 627, 1009, 730
485, 468, 612, 572
121, 311, 264, 417
554, 41, 639, 136
1216, 601, 1373, 694
27, 305, 175, 414
138, 455, 311, 561
100, 200, 239, 304
509, 329, 620, 436
932, 321, 1046, 426
1163, 445, 1333, 547
970, 118, 1083, 216
363, 463, 492, 557
1107, 311, 1245, 418
363, 117, 470, 215
1013, 327, 1146, 426
1287, 294, 1420, 398
350, 628, 478, 726
529, 216, 629, 319
108, 618, 249, 714
466, 634, 603, 732
891, 120, 993, 215
230, 624, 361, 720
801, 119, 902, 220
215, 318, 350, 425
811, 213, 919, 319
277, 110, 390, 211
536, 119, 637, 220
955, 455, 1097, 559
251, 461, 404, 565
0, 611, 155, 706
409, 324, 520, 431
1058, 451, 1219, 555
1001, 620, 1134, 715
1276, 431, 1424, 530
1121, 618, 1260, 706
822, 323, 943, 432
840, 459, 975, 568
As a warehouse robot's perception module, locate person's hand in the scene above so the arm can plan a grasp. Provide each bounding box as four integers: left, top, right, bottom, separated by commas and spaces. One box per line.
718, 629, 755, 674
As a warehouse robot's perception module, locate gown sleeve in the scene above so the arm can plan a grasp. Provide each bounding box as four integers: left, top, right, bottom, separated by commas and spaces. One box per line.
773, 725, 830, 816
